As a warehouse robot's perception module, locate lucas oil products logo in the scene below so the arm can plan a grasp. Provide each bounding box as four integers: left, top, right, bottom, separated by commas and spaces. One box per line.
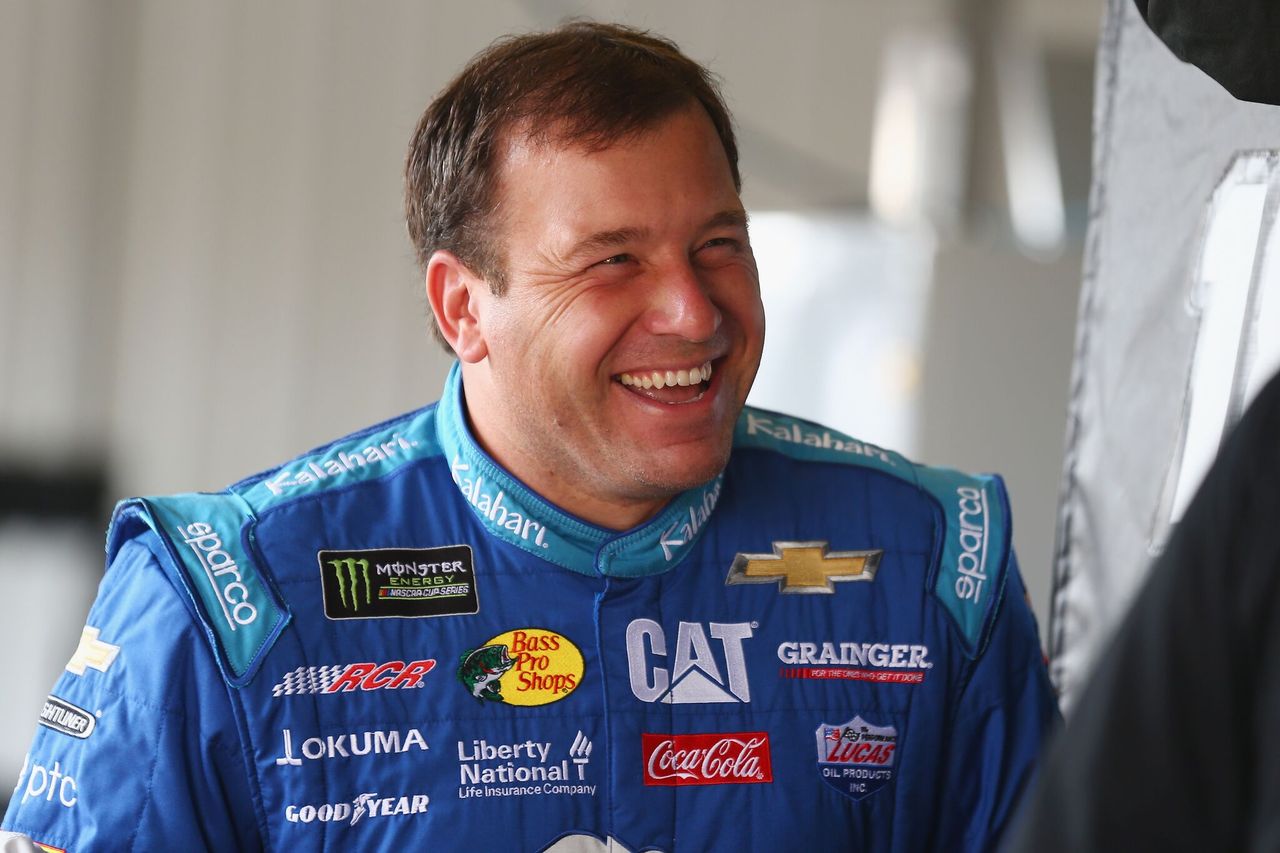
285, 792, 429, 826
457, 731, 595, 800
457, 628, 582, 706
815, 715, 899, 801
626, 619, 754, 704
318, 546, 479, 620
272, 659, 436, 696
642, 732, 772, 786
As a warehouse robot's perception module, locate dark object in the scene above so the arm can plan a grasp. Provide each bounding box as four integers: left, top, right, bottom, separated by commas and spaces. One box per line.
1007, 369, 1280, 849
1136, 0, 1280, 105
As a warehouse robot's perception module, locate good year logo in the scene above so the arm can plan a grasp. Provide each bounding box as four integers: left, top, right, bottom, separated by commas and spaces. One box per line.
457, 628, 583, 706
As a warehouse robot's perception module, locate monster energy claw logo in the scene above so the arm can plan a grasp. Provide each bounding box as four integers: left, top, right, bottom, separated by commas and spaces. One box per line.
329, 558, 372, 611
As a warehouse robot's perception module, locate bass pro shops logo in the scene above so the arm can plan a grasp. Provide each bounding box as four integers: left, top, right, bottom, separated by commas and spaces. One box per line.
626, 619, 754, 704
457, 628, 583, 706
319, 546, 479, 620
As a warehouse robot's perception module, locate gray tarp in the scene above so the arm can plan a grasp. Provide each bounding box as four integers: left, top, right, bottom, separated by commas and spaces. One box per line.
1051, 0, 1280, 707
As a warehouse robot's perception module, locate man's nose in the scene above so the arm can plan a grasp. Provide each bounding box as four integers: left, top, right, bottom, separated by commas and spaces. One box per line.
645, 261, 722, 342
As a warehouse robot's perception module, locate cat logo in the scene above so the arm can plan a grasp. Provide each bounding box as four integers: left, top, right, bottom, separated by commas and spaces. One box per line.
726, 541, 882, 594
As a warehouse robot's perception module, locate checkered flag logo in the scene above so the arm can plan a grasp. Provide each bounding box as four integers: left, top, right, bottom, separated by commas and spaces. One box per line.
272, 664, 346, 697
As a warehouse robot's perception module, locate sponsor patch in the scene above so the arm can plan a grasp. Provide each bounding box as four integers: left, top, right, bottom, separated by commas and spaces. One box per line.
34, 844, 66, 853
65, 626, 119, 677
16, 754, 79, 809
274, 727, 429, 765
727, 541, 882, 594
815, 716, 899, 801
285, 791, 429, 826
777, 641, 931, 684
457, 628, 582, 706
626, 619, 754, 704
271, 659, 436, 697
318, 546, 479, 620
642, 732, 772, 786
38, 696, 97, 739
457, 731, 595, 799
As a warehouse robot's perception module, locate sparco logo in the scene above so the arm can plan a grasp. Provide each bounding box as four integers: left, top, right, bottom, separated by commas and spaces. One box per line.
178, 522, 258, 629
274, 728, 428, 765
953, 486, 989, 604
285, 791, 428, 826
271, 659, 436, 697
642, 732, 772, 786
38, 696, 96, 739
626, 620, 753, 704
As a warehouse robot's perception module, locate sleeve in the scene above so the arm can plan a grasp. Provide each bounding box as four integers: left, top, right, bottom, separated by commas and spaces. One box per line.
1003, 371, 1280, 851
1, 535, 264, 852
933, 553, 1061, 851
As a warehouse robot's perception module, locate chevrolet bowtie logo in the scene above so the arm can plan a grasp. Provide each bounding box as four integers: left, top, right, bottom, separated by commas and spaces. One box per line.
726, 541, 883, 594
66, 626, 121, 676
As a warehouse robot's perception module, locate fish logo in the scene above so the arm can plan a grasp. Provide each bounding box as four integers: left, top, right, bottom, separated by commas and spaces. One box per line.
457, 644, 516, 702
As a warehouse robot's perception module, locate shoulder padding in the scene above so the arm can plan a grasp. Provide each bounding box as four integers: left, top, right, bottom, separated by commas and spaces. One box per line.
106, 492, 289, 686
735, 406, 1012, 658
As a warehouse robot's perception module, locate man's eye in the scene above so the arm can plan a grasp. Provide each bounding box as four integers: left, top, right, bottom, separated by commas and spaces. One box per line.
597, 253, 633, 266
700, 237, 737, 251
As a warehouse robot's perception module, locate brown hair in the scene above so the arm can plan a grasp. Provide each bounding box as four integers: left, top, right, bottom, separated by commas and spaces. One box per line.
404, 21, 739, 346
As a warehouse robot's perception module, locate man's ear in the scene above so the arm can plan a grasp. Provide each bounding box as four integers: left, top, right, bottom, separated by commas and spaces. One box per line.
426, 250, 488, 363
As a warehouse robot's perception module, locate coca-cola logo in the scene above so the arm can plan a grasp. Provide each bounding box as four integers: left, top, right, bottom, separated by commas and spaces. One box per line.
641, 732, 773, 787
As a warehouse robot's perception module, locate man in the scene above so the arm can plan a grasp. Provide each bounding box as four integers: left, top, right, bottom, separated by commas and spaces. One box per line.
2, 22, 1056, 852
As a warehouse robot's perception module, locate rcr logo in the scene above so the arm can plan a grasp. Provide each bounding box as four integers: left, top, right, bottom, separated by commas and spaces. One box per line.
626, 620, 753, 704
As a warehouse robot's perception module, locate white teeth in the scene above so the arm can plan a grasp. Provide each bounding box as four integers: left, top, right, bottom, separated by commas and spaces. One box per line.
618, 361, 714, 391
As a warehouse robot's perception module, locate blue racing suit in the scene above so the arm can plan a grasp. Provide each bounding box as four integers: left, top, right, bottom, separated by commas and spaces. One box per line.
3, 364, 1057, 851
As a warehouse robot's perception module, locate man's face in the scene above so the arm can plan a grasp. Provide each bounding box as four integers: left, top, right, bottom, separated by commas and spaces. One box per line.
459, 105, 765, 527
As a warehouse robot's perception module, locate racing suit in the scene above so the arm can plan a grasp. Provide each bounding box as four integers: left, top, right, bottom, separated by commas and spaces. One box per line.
2, 364, 1057, 852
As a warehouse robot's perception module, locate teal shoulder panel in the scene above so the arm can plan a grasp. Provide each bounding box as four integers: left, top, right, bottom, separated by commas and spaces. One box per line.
734, 406, 1011, 658
733, 407, 914, 479
238, 405, 441, 515
914, 466, 1012, 658
106, 493, 290, 686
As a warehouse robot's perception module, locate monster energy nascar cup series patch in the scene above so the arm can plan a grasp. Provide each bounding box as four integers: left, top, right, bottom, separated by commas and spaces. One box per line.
318, 546, 479, 620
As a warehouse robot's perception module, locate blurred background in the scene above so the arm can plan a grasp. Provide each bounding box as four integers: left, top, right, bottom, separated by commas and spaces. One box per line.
0, 0, 1102, 795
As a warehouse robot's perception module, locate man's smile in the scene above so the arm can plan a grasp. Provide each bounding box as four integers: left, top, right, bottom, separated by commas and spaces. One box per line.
616, 361, 714, 403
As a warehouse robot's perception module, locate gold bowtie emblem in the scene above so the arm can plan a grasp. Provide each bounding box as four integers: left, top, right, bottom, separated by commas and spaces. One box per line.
66, 626, 121, 676
726, 541, 882, 594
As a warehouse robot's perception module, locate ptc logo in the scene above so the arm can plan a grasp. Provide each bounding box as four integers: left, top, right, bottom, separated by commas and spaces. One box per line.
626, 620, 754, 704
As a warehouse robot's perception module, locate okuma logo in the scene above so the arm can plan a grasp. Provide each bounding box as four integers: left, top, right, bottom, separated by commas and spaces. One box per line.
626, 619, 754, 704
457, 629, 583, 706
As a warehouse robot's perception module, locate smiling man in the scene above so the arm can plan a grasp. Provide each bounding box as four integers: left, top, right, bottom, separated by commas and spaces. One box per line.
2, 22, 1056, 853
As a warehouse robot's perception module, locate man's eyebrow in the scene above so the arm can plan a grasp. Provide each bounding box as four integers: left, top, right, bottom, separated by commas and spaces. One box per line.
565, 227, 648, 261
704, 209, 750, 231
563, 210, 749, 262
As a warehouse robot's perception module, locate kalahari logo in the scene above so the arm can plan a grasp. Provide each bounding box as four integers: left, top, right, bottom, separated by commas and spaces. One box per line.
456, 628, 582, 706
